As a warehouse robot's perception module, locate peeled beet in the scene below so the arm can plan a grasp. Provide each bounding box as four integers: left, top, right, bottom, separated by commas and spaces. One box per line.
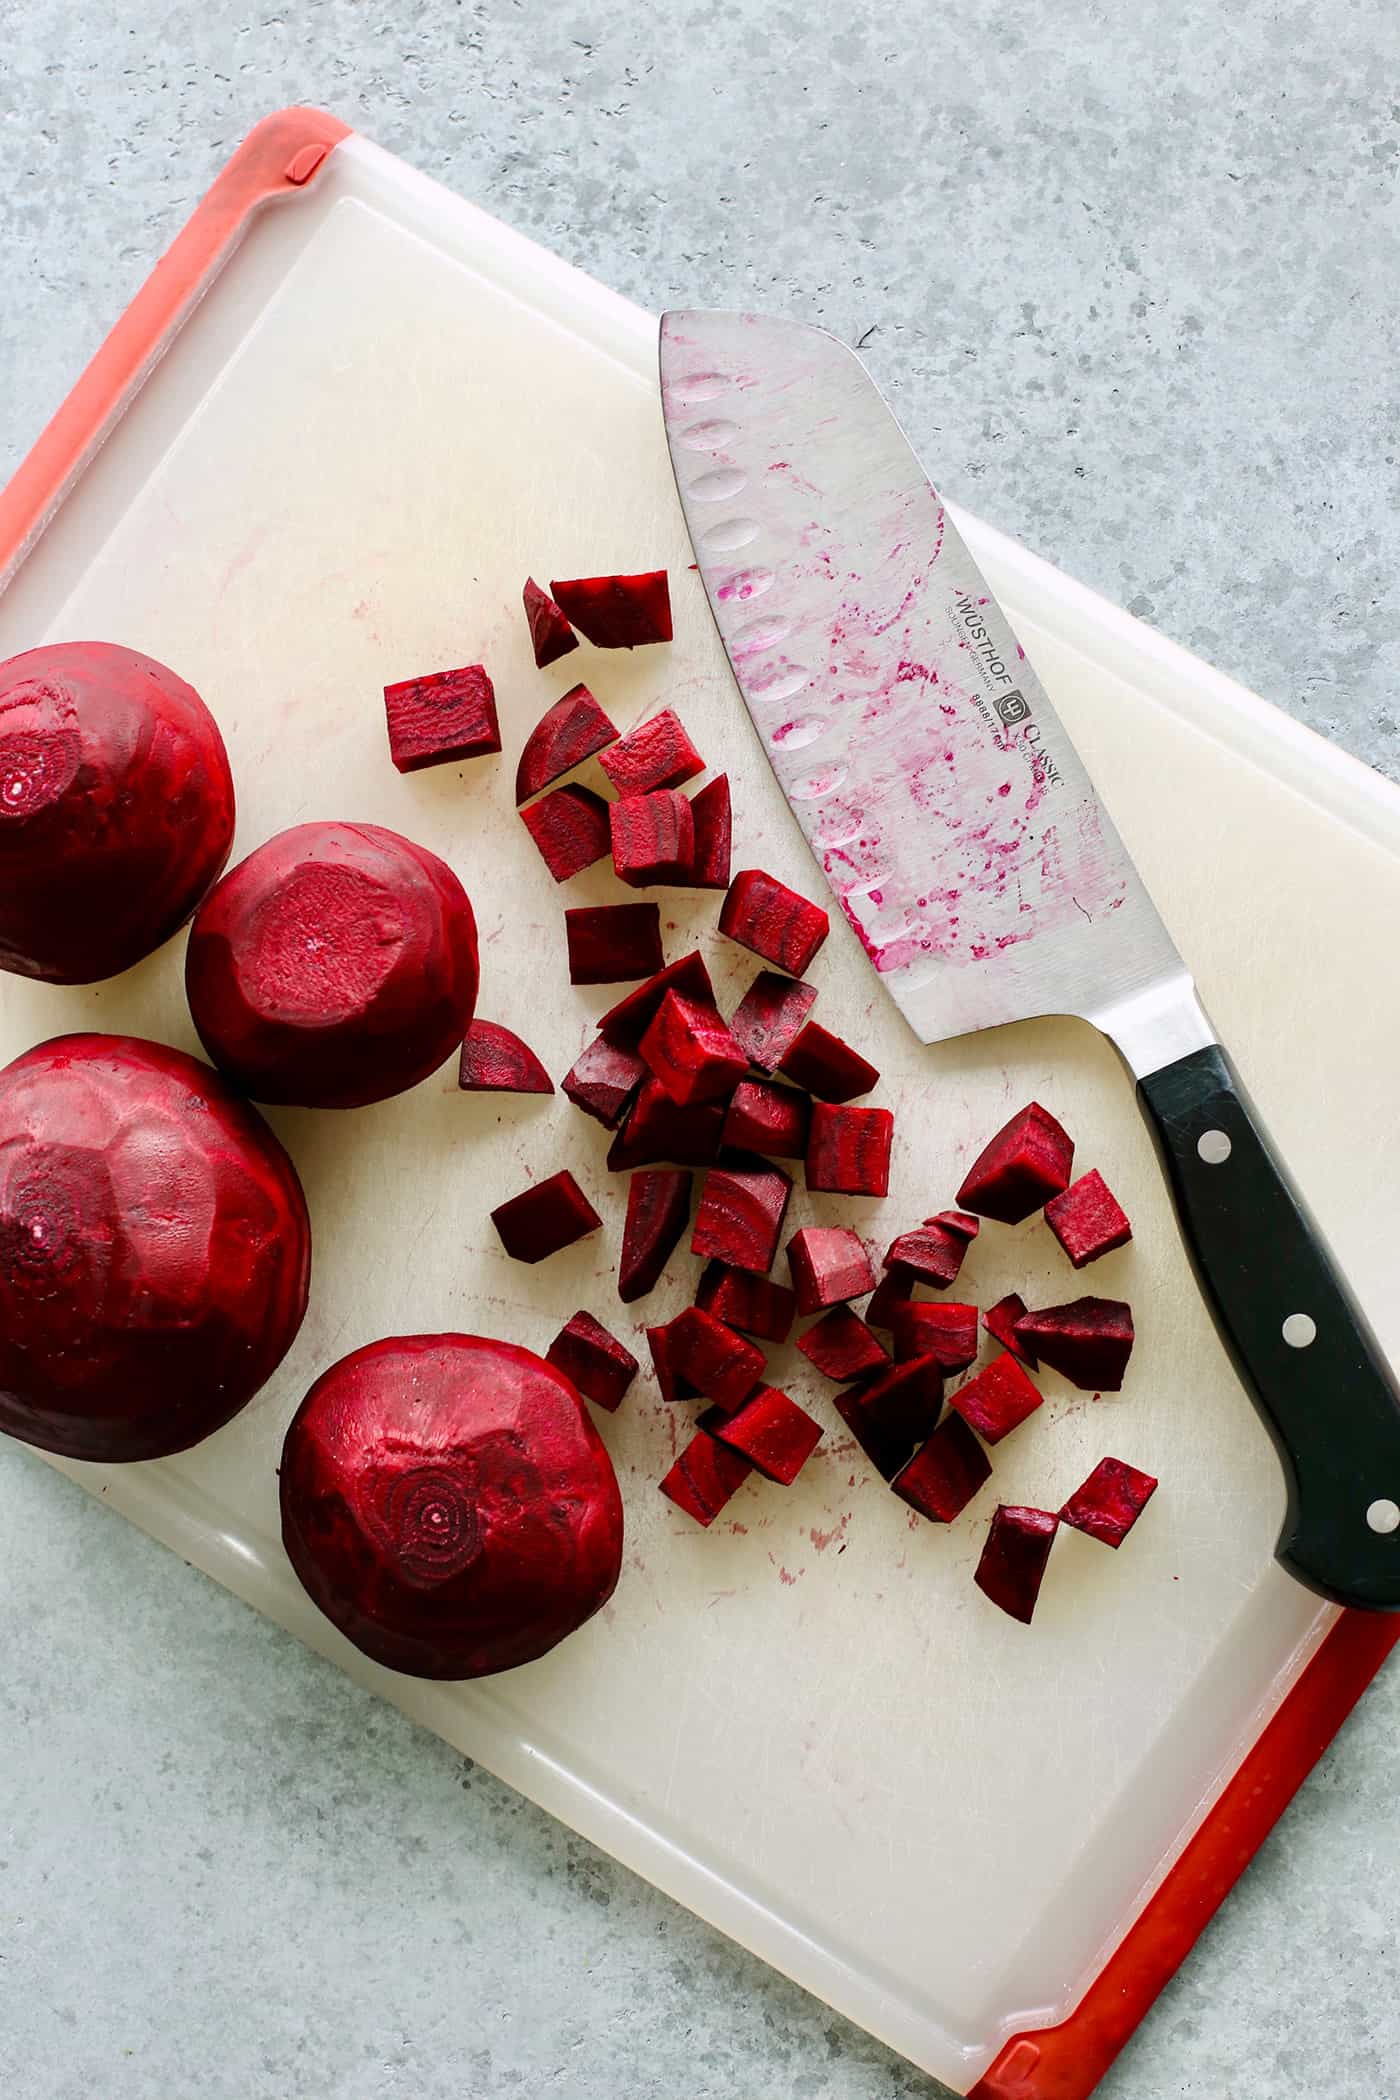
515, 683, 616, 801
957, 1101, 1074, 1224
833, 1384, 915, 1481
458, 1020, 553, 1095
1044, 1169, 1133, 1268
722, 1078, 809, 1160
833, 1356, 942, 1480
566, 902, 664, 985
520, 783, 613, 881
280, 1333, 623, 1678
1014, 1297, 1134, 1391
0, 640, 234, 984
547, 1310, 638, 1412
618, 1168, 692, 1302
712, 1385, 823, 1485
720, 868, 829, 976
729, 971, 818, 1071
975, 1505, 1059, 1625
598, 951, 716, 1047
883, 1221, 971, 1290
383, 663, 500, 772
687, 774, 732, 889
694, 1261, 796, 1344
928, 1208, 980, 1242
562, 1035, 646, 1128
606, 1078, 725, 1170
610, 789, 695, 886
597, 707, 703, 795
864, 1266, 915, 1330
491, 1170, 602, 1264
893, 1301, 979, 1371
660, 1427, 752, 1526
640, 989, 748, 1106
691, 1160, 792, 1274
666, 1305, 765, 1411
786, 1226, 876, 1315
1061, 1456, 1158, 1547
893, 1413, 992, 1524
796, 1306, 890, 1382
0, 1034, 309, 1462
985, 1291, 1036, 1367
647, 1320, 699, 1403
778, 1021, 879, 1102
522, 577, 579, 668
949, 1351, 1043, 1445
806, 1103, 894, 1197
550, 571, 673, 648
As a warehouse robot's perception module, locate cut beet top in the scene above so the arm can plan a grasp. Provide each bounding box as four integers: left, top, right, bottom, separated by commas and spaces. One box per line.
660, 1427, 752, 1526
883, 1221, 971, 1290
864, 1265, 915, 1331
1014, 1297, 1134, 1391
778, 1021, 879, 1103
597, 707, 703, 795
796, 1306, 890, 1383
974, 1506, 1060, 1625
957, 1101, 1074, 1224
551, 571, 673, 649
712, 1385, 823, 1485
806, 1102, 894, 1198
491, 1170, 602, 1264
695, 1261, 796, 1344
618, 1168, 692, 1303
722, 1078, 810, 1160
515, 683, 616, 802
1044, 1169, 1133, 1269
720, 869, 829, 977
640, 989, 748, 1106
565, 902, 664, 985
520, 783, 613, 882
949, 1351, 1043, 1445
691, 1160, 792, 1274
786, 1226, 876, 1316
647, 1320, 698, 1403
985, 1291, 1036, 1367
666, 1306, 766, 1411
1061, 1456, 1158, 1547
893, 1413, 991, 1524
598, 950, 715, 1047
522, 577, 579, 669
687, 774, 732, 889
610, 789, 696, 886
547, 1310, 638, 1412
729, 971, 819, 1071
384, 663, 500, 773
605, 1078, 725, 1171
561, 1034, 645, 1128
893, 1301, 979, 1371
458, 1020, 553, 1096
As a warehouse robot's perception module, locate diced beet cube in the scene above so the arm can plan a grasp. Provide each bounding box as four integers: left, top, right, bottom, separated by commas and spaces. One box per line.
1061, 1456, 1158, 1547
565, 902, 664, 985
883, 1221, 970, 1290
722, 1079, 810, 1160
606, 1078, 726, 1171
618, 1168, 692, 1303
893, 1413, 992, 1523
659, 1428, 753, 1525
712, 1385, 823, 1484
520, 783, 612, 882
975, 1506, 1060, 1624
957, 1101, 1074, 1224
691, 1160, 792, 1274
1014, 1297, 1134, 1391
806, 1103, 893, 1198
949, 1351, 1042, 1444
598, 950, 716, 1048
457, 1019, 554, 1095
865, 1265, 915, 1330
687, 774, 732, 889
893, 1301, 978, 1371
729, 971, 819, 1071
927, 1208, 980, 1241
854, 1354, 944, 1445
610, 790, 696, 886
561, 1035, 646, 1128
833, 1384, 916, 1481
985, 1290, 1036, 1367
522, 577, 579, 670
647, 1320, 698, 1403
1044, 1169, 1133, 1268
694, 1261, 796, 1344
491, 1170, 602, 1263
515, 682, 616, 801
796, 1306, 890, 1382
546, 1310, 638, 1412
597, 707, 703, 795
778, 1021, 879, 1102
667, 1306, 766, 1411
720, 869, 829, 976
551, 571, 673, 649
383, 662, 501, 772
786, 1226, 876, 1315
640, 989, 748, 1107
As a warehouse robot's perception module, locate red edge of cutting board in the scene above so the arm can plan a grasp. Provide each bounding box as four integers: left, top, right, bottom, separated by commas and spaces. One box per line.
1, 106, 1395, 2100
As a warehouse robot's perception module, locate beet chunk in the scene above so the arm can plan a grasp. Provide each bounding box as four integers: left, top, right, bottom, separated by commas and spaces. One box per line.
618, 1168, 692, 1302
522, 577, 579, 669
1044, 1169, 1133, 1268
786, 1226, 876, 1315
610, 789, 695, 886
280, 1334, 623, 1678
865, 1266, 915, 1330
833, 1385, 915, 1481
598, 707, 703, 795
722, 1078, 810, 1160
598, 950, 715, 1047
687, 774, 732, 889
1061, 1456, 1158, 1547
796, 1307, 890, 1382
985, 1290, 1036, 1367
667, 1306, 766, 1411
1014, 1297, 1134, 1391
806, 1102, 894, 1197
491, 1170, 602, 1263
515, 683, 616, 801
660, 1427, 753, 1525
957, 1101, 1074, 1224
779, 1022, 879, 1102
883, 1221, 971, 1290
950, 1352, 1042, 1445
729, 971, 818, 1071
547, 1310, 638, 1411
647, 1320, 698, 1403
834, 1356, 942, 1479
384, 663, 500, 772
720, 868, 829, 976
640, 990, 748, 1106
893, 1413, 992, 1523
562, 1035, 645, 1128
691, 1160, 792, 1273
566, 902, 664, 985
551, 571, 673, 648
928, 1208, 980, 1241
713, 1385, 823, 1485
520, 783, 612, 882
458, 1020, 553, 1095
975, 1505, 1059, 1625
606, 1078, 726, 1170
893, 1301, 978, 1371
694, 1261, 796, 1344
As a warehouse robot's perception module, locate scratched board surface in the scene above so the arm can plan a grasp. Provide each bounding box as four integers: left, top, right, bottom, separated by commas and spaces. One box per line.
3, 137, 1398, 2093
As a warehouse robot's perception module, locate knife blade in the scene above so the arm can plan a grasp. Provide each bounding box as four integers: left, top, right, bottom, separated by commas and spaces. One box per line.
661, 308, 1400, 1611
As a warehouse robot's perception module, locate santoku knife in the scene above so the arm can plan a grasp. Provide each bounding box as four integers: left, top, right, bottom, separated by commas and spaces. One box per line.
660, 308, 1400, 1612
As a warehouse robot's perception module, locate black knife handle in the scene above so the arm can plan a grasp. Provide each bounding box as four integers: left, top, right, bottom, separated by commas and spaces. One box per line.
1138, 1043, 1400, 1611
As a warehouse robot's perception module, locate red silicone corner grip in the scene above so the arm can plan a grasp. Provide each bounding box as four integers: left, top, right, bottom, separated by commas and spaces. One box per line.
0, 106, 351, 585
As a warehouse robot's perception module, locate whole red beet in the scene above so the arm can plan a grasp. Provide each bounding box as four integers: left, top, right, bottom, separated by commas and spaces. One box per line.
186, 821, 478, 1108
0, 1034, 311, 1462
0, 641, 235, 983
280, 1334, 625, 1679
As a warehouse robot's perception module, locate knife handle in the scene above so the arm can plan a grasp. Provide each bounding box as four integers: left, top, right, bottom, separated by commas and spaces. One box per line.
1138, 1042, 1400, 1611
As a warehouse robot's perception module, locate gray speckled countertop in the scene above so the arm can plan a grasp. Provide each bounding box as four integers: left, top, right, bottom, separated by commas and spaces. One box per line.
2, 6, 1397, 2097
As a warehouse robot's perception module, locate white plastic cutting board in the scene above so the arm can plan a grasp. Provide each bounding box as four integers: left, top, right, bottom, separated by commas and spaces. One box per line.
3, 135, 1399, 2093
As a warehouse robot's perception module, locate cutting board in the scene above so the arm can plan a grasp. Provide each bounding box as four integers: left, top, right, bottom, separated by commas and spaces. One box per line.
2, 112, 1398, 2099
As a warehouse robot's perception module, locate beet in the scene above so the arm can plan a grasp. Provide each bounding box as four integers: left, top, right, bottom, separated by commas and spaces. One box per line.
1060, 1456, 1158, 1547
778, 1022, 879, 1103
186, 821, 478, 1110
618, 1168, 692, 1302
383, 663, 500, 772
893, 1413, 992, 1524
687, 774, 732, 889
561, 1034, 646, 1128
883, 1221, 971, 1290
722, 1078, 810, 1160
864, 1266, 915, 1330
646, 1319, 698, 1403
950, 1351, 1043, 1445
957, 1101, 1074, 1224
974, 1505, 1059, 1625
640, 989, 748, 1107
519, 783, 612, 881
691, 1160, 792, 1273
606, 1078, 726, 1170
598, 950, 716, 1047
854, 1354, 945, 1446
795, 1306, 890, 1382
550, 571, 673, 648
806, 1102, 894, 1198
566, 902, 664, 985
0, 1034, 310, 1462
547, 1310, 638, 1412
694, 1261, 796, 1344
712, 1385, 823, 1485
985, 1290, 1036, 1367
1014, 1297, 1134, 1391
729, 971, 818, 1071
720, 868, 829, 976
491, 1170, 602, 1263
1044, 1168, 1133, 1268
893, 1301, 979, 1371
522, 577, 580, 669
458, 1020, 553, 1095
928, 1208, 980, 1242
280, 1333, 623, 1678
667, 1305, 766, 1411
0, 640, 235, 984
660, 1427, 752, 1525
515, 683, 616, 801
610, 790, 696, 887
786, 1225, 876, 1315
832, 1384, 916, 1481
597, 707, 703, 795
